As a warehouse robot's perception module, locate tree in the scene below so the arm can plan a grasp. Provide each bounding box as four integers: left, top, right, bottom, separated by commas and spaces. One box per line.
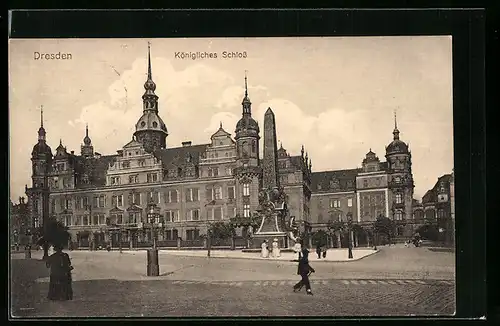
34, 218, 71, 258
202, 221, 236, 257
351, 224, 364, 247
311, 230, 328, 247
327, 220, 345, 248
374, 216, 395, 245
229, 213, 261, 248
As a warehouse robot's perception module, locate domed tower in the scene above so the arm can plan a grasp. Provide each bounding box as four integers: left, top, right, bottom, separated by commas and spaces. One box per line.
133, 43, 168, 153
385, 112, 414, 225
81, 124, 94, 158
27, 106, 53, 230
234, 72, 262, 219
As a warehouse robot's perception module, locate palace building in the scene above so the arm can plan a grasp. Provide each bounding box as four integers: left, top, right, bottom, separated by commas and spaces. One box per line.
25, 45, 417, 249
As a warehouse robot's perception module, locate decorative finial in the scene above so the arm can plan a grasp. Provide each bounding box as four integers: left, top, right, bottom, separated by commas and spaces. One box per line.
301, 145, 304, 157
147, 42, 152, 80
394, 108, 398, 129
59, 139, 62, 145
244, 70, 248, 98
86, 123, 89, 137
220, 121, 223, 129
40, 105, 44, 128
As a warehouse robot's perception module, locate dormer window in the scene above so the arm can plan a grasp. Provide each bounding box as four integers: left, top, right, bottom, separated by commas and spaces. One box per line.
138, 159, 146, 167
122, 161, 130, 169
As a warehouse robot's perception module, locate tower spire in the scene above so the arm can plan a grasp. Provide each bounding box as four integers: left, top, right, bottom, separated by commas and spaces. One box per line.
38, 105, 46, 142
241, 70, 252, 115
85, 123, 89, 137
244, 70, 248, 98
40, 105, 44, 128
147, 41, 152, 80
394, 109, 398, 129
393, 109, 400, 140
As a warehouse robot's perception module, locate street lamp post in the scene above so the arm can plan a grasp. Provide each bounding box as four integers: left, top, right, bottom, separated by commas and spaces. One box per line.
146, 200, 160, 276
347, 213, 353, 259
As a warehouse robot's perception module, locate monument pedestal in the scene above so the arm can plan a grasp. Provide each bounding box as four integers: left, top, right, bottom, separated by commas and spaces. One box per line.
252, 232, 288, 249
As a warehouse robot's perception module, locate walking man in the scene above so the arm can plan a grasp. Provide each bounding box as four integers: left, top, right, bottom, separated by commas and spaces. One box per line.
293, 241, 315, 295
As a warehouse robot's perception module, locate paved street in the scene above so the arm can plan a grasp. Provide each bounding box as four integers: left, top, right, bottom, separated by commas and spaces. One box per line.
10, 246, 455, 317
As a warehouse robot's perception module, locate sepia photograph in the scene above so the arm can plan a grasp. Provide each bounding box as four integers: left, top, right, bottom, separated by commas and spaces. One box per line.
9, 36, 455, 317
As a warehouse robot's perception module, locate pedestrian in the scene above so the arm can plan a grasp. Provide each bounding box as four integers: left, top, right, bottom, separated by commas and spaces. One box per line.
293, 242, 315, 295
46, 243, 74, 301
293, 239, 302, 261
322, 246, 327, 258
272, 238, 280, 258
261, 240, 269, 258
315, 243, 321, 259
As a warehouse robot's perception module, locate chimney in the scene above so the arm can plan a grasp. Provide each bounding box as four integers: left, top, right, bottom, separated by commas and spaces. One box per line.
182, 141, 192, 147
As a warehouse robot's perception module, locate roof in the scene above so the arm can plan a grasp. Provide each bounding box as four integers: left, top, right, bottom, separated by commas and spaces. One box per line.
74, 154, 119, 188
311, 168, 360, 193
153, 144, 209, 169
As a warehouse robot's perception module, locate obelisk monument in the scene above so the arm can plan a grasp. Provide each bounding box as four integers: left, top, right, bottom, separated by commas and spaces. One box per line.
253, 108, 289, 248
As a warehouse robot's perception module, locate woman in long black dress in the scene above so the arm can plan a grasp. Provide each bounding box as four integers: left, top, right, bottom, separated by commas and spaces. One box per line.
46, 244, 74, 301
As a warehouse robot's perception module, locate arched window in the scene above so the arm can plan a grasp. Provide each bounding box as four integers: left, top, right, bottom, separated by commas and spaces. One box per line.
395, 193, 403, 204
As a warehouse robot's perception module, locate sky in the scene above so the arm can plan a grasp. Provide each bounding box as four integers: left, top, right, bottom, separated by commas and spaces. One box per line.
8, 36, 453, 202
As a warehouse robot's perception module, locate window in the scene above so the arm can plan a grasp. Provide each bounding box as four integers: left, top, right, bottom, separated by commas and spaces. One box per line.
166, 190, 178, 203
147, 173, 158, 183
129, 212, 140, 224
111, 195, 124, 207
148, 191, 160, 204
243, 204, 250, 217
214, 187, 222, 200
165, 210, 179, 222
243, 183, 250, 196
92, 214, 99, 225
186, 229, 200, 241
207, 167, 219, 177
233, 207, 237, 218
139, 159, 146, 167
185, 188, 199, 202
395, 193, 403, 204
64, 198, 72, 210
131, 193, 141, 205
64, 216, 72, 226
111, 177, 121, 185
122, 161, 130, 168
165, 230, 172, 240
228, 186, 235, 200
206, 187, 222, 201
347, 198, 353, 207
363, 180, 368, 187
394, 211, 403, 220
280, 175, 288, 185
226, 167, 233, 175
129, 175, 139, 184
329, 199, 340, 208
208, 207, 223, 220
59, 199, 65, 210
214, 207, 223, 220
97, 195, 106, 208
82, 197, 89, 209
83, 215, 89, 226
252, 140, 256, 153
187, 209, 200, 221
54, 179, 59, 188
